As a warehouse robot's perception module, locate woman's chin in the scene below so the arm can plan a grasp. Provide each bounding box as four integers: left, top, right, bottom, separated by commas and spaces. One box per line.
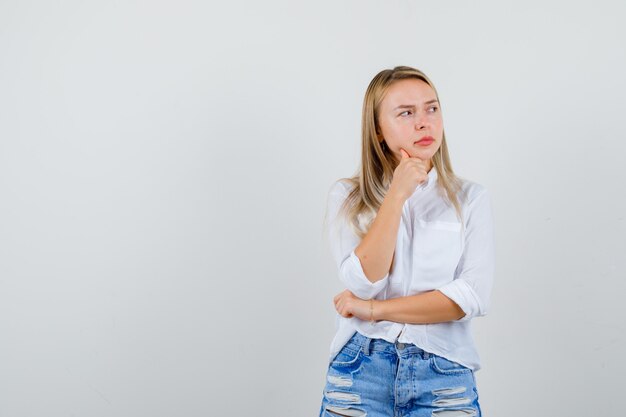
410, 149, 436, 160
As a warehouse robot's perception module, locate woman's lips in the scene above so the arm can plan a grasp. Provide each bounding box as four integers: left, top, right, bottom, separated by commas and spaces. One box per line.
415, 136, 434, 146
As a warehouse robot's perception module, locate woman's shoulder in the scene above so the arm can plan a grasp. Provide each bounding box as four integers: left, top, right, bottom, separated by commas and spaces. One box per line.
455, 175, 490, 206
329, 177, 358, 196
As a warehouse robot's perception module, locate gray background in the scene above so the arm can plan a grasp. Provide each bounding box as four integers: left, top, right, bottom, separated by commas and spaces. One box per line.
1, 1, 624, 416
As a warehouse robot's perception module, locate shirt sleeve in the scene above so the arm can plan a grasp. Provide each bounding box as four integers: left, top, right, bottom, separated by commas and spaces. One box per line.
324, 180, 390, 300
436, 188, 495, 322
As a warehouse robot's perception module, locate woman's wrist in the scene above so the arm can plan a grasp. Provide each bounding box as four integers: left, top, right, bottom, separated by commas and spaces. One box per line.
371, 299, 385, 322
384, 188, 407, 207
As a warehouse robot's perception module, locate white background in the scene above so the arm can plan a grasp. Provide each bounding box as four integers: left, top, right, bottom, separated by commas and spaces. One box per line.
1, 1, 624, 416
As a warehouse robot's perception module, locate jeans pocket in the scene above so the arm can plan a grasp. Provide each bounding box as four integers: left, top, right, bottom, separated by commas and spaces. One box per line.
430, 354, 473, 375
330, 345, 363, 368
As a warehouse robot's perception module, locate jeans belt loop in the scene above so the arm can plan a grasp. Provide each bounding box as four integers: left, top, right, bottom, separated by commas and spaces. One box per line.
363, 336, 372, 356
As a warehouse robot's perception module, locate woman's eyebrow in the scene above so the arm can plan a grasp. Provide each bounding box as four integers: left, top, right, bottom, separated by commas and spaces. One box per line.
393, 99, 439, 110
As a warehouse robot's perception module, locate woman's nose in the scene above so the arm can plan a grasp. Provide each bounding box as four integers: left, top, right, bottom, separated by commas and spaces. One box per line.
415, 114, 428, 130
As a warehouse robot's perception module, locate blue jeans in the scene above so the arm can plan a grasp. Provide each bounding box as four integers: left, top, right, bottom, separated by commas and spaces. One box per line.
318, 331, 482, 417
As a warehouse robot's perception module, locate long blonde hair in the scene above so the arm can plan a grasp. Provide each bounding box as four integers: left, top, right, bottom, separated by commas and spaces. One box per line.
328, 66, 468, 240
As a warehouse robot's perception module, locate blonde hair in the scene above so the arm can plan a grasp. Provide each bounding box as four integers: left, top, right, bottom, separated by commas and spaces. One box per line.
328, 65, 469, 240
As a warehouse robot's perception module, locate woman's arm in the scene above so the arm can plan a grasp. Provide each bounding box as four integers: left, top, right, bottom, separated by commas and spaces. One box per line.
334, 289, 465, 324
374, 290, 465, 323
353, 192, 404, 283
353, 149, 430, 283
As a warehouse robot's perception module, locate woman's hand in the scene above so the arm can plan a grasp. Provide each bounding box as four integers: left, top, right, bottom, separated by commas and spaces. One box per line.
388, 148, 429, 201
333, 289, 372, 321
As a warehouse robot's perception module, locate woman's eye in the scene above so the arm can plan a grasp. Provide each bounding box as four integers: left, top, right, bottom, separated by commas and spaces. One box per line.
428, 106, 439, 113
399, 111, 412, 117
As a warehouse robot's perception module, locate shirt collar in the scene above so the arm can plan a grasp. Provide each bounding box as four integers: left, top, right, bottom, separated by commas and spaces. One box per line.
418, 166, 438, 190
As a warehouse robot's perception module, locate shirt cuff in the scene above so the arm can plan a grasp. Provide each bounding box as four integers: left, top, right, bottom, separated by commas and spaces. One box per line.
340, 249, 389, 300
437, 279, 484, 322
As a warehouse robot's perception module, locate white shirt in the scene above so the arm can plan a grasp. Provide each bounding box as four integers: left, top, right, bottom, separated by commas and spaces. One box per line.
324, 167, 495, 371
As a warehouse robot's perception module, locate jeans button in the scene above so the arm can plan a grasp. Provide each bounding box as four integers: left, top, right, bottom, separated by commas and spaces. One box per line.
396, 342, 405, 349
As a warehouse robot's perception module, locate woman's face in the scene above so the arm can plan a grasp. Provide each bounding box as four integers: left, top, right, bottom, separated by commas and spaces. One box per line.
377, 78, 443, 169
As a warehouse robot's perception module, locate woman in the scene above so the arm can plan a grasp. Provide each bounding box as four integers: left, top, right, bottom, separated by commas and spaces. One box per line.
319, 66, 495, 417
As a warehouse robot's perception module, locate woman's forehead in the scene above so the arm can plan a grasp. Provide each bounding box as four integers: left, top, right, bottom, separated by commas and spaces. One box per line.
382, 79, 437, 108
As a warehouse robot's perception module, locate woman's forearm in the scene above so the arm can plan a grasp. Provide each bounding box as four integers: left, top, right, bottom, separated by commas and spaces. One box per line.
373, 290, 465, 324
354, 192, 405, 283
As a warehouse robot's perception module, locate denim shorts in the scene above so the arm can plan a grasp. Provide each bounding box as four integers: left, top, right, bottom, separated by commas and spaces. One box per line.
318, 331, 482, 417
